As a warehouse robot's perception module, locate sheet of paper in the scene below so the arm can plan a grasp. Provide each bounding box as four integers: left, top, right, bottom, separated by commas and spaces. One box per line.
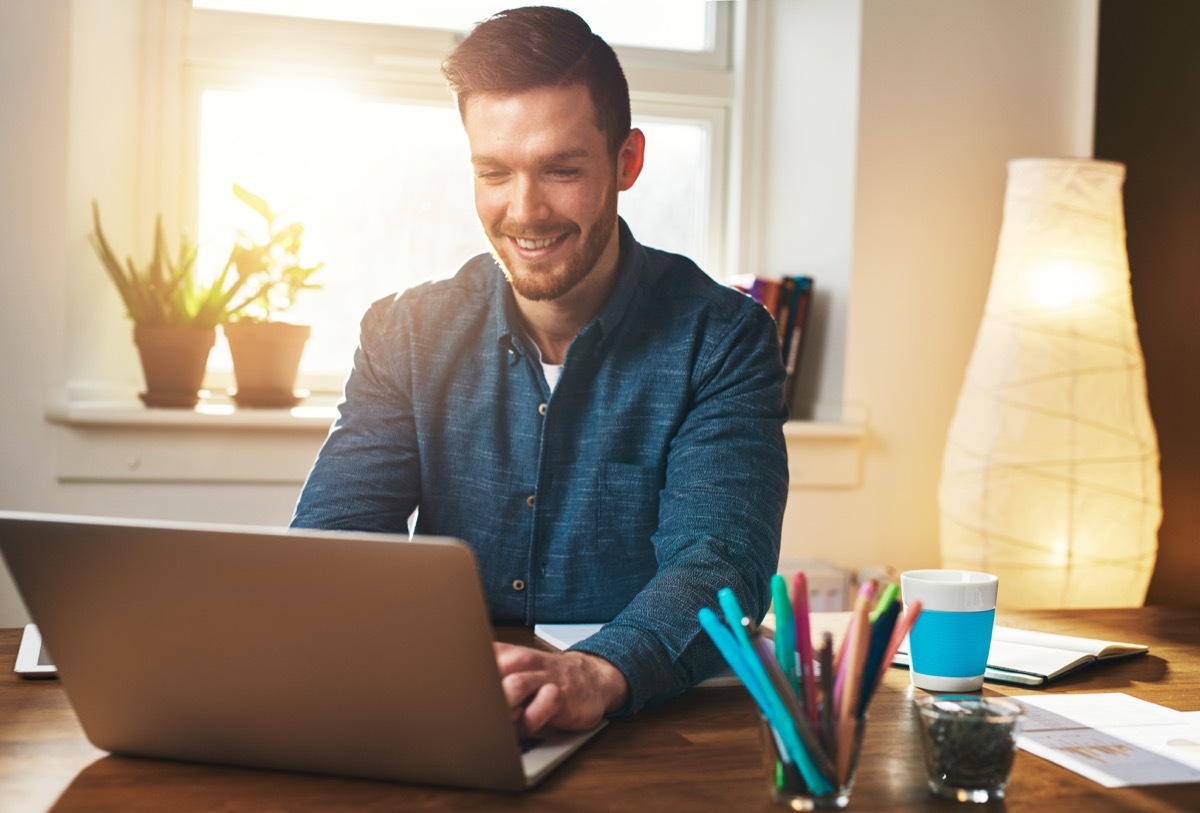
1014, 693, 1200, 787
533, 623, 740, 687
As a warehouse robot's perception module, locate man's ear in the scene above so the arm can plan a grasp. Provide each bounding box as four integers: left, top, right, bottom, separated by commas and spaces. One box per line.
616, 128, 646, 192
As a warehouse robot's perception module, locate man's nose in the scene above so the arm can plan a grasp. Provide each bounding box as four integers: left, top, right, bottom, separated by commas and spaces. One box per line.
509, 176, 550, 223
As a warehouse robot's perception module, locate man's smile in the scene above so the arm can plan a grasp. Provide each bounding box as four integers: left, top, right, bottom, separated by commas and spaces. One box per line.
512, 234, 566, 252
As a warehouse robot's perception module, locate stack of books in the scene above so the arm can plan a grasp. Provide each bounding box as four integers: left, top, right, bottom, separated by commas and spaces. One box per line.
733, 275, 814, 404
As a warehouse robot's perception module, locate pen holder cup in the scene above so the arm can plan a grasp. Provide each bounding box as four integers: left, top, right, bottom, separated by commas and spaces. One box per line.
914, 695, 1024, 803
758, 716, 864, 811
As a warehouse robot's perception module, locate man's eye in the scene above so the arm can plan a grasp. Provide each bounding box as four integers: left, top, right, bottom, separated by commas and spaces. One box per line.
547, 168, 581, 179
476, 169, 508, 182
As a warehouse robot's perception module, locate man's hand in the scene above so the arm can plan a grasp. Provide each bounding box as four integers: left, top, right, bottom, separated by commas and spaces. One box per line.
493, 643, 630, 738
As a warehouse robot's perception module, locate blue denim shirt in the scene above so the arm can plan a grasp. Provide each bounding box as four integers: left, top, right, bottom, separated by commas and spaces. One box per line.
292, 220, 789, 713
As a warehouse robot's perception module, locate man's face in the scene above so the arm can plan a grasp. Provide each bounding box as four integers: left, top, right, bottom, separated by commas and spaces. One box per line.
463, 85, 623, 302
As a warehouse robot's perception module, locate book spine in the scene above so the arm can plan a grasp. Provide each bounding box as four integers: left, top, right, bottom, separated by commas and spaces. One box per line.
784, 277, 813, 404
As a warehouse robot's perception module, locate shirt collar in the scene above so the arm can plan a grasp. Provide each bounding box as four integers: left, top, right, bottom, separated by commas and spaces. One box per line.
492, 217, 648, 360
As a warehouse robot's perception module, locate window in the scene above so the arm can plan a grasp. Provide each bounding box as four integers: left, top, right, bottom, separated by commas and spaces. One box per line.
193, 0, 714, 52
181, 1, 739, 390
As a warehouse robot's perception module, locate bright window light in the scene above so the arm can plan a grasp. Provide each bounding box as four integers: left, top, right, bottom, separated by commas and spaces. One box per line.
192, 0, 713, 52
196, 83, 712, 381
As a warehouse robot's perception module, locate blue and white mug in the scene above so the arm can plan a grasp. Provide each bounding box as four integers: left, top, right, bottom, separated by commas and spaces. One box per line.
901, 569, 998, 692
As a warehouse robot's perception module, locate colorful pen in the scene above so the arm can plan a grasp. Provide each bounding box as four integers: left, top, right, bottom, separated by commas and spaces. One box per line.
702, 602, 831, 794
859, 598, 899, 715
753, 635, 836, 785
870, 600, 923, 694
818, 632, 836, 759
771, 574, 798, 694
791, 571, 818, 728
836, 594, 869, 784
869, 582, 899, 624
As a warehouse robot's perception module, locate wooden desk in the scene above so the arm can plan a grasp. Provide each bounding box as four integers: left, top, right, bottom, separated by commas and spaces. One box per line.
2, 608, 1199, 811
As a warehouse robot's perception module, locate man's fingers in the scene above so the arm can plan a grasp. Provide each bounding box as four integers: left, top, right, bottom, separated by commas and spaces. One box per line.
492, 643, 627, 736
499, 668, 545, 713
519, 682, 562, 736
493, 642, 548, 676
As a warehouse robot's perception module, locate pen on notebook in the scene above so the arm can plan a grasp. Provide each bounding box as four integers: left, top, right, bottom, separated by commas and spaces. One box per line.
790, 571, 818, 729
770, 574, 798, 694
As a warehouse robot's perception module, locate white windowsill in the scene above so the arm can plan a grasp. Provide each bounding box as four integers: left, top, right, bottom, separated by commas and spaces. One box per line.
45, 385, 867, 488
45, 385, 340, 431
45, 384, 334, 484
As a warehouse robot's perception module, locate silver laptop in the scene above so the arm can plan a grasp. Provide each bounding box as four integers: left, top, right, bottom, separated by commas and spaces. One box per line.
0, 510, 604, 791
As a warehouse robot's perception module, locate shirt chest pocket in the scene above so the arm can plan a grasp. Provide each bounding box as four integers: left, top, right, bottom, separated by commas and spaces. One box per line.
597, 462, 664, 562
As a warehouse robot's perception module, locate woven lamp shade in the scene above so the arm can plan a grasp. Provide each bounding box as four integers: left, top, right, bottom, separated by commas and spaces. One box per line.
938, 158, 1161, 609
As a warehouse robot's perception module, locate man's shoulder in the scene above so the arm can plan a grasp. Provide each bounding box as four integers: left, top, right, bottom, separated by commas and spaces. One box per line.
368, 253, 500, 319
637, 244, 764, 325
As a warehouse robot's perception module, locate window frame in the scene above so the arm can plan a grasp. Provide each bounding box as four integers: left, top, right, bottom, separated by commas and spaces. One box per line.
168, 2, 747, 393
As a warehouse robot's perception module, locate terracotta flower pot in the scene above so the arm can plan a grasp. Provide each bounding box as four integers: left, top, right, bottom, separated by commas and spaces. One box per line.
133, 325, 216, 408
224, 321, 312, 408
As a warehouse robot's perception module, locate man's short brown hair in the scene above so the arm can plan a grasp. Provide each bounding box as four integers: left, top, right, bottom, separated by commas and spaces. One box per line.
441, 6, 632, 159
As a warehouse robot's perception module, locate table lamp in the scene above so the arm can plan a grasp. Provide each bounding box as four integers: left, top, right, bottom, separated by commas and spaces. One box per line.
938, 157, 1161, 608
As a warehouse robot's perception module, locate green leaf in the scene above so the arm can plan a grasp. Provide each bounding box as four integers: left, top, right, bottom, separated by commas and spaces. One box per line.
232, 183, 276, 223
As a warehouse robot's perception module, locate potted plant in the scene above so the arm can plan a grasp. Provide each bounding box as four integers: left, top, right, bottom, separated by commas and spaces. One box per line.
221, 184, 325, 408
90, 202, 253, 408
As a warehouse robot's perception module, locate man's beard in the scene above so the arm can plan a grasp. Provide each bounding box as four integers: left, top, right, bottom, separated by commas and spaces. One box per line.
489, 183, 618, 303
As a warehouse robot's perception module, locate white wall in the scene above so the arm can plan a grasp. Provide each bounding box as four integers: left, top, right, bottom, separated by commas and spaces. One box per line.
0, 0, 308, 627
775, 0, 1098, 574
760, 0, 862, 420
0, 0, 71, 624
0, 0, 1099, 625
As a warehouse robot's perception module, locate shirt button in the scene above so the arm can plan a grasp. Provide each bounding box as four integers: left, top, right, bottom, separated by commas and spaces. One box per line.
512, 579, 526, 592
537, 403, 548, 416
526, 495, 535, 508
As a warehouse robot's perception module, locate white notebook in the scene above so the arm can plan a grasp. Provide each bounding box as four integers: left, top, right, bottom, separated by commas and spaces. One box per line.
533, 624, 740, 688
893, 625, 1148, 686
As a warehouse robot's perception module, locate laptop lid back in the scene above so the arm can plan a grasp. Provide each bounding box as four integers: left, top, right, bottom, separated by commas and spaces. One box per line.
0, 512, 534, 791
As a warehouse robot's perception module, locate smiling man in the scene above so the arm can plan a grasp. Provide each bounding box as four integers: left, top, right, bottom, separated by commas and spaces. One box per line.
292, 6, 789, 737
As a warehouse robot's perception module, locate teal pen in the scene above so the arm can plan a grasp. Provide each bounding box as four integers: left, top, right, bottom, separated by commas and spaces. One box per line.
699, 607, 831, 795
714, 589, 833, 794
770, 574, 798, 694
753, 635, 837, 785
698, 608, 771, 710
